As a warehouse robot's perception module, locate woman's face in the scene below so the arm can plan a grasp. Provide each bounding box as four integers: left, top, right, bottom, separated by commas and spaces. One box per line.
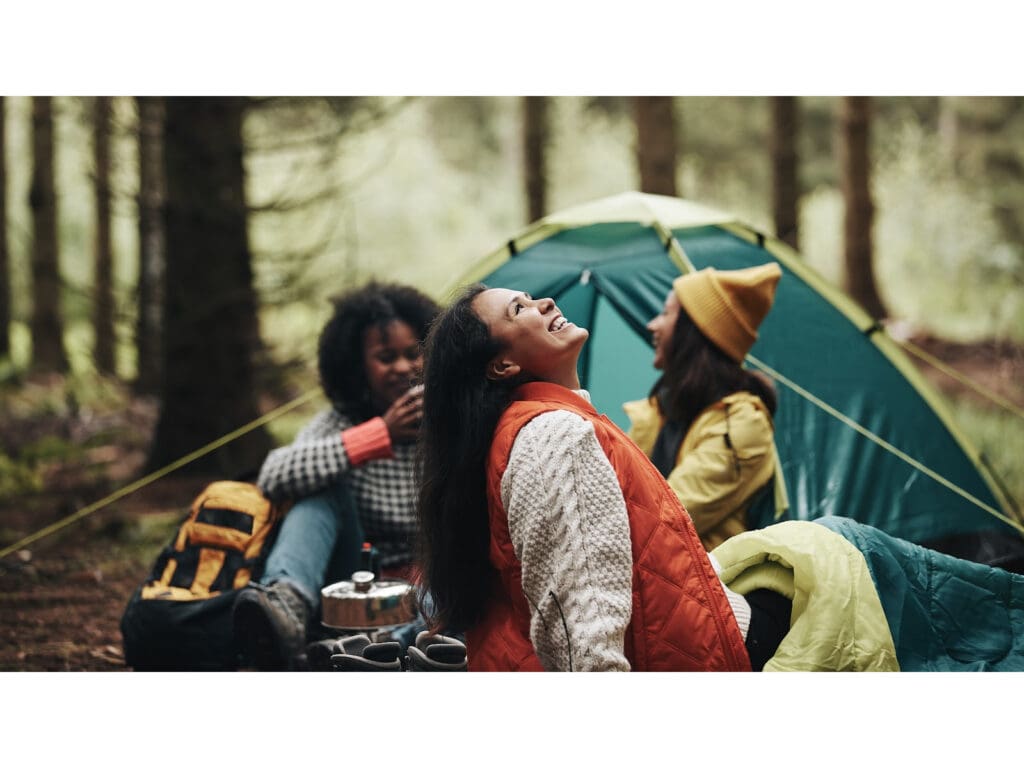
647, 289, 680, 370
363, 319, 423, 411
472, 288, 589, 388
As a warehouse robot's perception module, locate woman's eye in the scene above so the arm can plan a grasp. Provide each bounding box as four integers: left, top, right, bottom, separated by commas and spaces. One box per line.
514, 303, 523, 315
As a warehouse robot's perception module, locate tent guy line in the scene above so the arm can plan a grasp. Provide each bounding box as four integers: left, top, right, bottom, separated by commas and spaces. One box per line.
469, 192, 1017, 554
2, 339, 1017, 561
748, 354, 1024, 535
0, 389, 322, 561
895, 337, 1024, 423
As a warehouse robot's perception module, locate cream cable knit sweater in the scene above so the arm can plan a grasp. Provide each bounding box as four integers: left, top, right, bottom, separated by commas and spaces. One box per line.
501, 397, 751, 672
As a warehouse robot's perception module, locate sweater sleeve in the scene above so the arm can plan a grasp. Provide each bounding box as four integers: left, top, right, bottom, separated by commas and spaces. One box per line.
665, 400, 776, 537
501, 410, 633, 672
256, 408, 390, 501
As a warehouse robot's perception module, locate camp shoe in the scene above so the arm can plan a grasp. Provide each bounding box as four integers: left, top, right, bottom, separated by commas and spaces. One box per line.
330, 634, 404, 671
232, 581, 310, 671
405, 631, 468, 672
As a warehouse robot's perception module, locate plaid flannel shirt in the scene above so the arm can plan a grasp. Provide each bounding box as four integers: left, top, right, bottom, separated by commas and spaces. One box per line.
256, 407, 418, 569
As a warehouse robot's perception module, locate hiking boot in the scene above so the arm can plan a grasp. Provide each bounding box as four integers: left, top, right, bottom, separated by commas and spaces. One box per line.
232, 581, 311, 671
305, 638, 343, 672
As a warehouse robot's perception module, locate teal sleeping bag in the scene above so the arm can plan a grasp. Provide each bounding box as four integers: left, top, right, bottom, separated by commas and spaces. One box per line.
815, 517, 1024, 671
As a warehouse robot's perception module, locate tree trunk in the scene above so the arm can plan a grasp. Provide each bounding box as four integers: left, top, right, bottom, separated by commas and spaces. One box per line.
135, 96, 165, 395
937, 96, 961, 161
633, 97, 678, 196
770, 96, 801, 250
29, 96, 68, 373
522, 96, 548, 222
92, 96, 116, 375
147, 97, 272, 477
973, 98, 1024, 248
0, 97, 10, 359
838, 96, 887, 319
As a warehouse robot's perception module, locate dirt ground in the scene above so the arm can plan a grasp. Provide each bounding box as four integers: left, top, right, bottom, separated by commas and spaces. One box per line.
1, 334, 1022, 672
0, 390, 223, 672
0, 465, 221, 672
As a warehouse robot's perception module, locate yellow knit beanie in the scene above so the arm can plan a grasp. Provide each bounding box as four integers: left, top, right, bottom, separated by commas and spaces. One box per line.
672, 263, 782, 362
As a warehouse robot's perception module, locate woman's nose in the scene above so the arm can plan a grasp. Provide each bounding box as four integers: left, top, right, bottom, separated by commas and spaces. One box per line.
537, 297, 555, 313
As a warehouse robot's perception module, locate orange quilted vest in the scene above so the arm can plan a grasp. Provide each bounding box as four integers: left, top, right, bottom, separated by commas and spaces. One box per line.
467, 382, 751, 672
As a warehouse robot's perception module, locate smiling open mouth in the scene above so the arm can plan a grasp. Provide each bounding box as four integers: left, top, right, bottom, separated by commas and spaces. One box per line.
549, 316, 569, 332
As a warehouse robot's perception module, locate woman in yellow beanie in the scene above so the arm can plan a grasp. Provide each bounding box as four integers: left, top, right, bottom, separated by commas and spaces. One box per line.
623, 263, 785, 552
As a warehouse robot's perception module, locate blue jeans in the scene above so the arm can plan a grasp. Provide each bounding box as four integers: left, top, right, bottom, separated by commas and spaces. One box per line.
259, 484, 440, 652
259, 484, 365, 609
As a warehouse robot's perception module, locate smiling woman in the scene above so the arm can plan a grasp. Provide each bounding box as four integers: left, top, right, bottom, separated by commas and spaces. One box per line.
472, 288, 590, 389
231, 281, 441, 670
414, 282, 1024, 674
625, 264, 783, 551
416, 283, 755, 671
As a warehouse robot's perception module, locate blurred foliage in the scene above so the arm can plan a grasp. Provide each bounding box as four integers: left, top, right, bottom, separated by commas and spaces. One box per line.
18, 434, 85, 465
950, 394, 1024, 508
82, 508, 183, 569
875, 123, 1024, 340
0, 452, 42, 499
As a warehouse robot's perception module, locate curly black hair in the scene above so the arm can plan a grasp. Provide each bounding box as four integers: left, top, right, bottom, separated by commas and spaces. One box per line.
318, 281, 441, 420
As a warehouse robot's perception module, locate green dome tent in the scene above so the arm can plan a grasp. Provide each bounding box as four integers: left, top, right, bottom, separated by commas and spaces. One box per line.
452, 191, 1024, 570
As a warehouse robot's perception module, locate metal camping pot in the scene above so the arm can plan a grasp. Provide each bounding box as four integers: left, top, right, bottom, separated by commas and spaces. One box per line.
320, 570, 417, 632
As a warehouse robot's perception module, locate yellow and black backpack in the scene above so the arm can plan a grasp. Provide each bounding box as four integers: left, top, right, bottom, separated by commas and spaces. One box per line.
120, 480, 288, 670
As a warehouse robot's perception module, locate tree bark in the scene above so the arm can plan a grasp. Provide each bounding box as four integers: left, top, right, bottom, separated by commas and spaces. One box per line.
973, 98, 1024, 248
633, 97, 678, 196
0, 97, 10, 358
937, 96, 961, 160
522, 96, 548, 223
838, 96, 887, 319
29, 96, 68, 372
92, 96, 115, 375
147, 97, 272, 476
135, 96, 165, 395
770, 96, 801, 250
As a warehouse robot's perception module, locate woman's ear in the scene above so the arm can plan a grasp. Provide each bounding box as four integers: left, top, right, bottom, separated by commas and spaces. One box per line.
486, 357, 521, 382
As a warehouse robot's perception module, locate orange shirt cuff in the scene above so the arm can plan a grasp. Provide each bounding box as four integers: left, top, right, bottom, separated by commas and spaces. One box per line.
341, 417, 394, 466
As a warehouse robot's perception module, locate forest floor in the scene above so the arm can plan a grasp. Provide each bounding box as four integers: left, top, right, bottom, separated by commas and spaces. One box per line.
1, 334, 1023, 672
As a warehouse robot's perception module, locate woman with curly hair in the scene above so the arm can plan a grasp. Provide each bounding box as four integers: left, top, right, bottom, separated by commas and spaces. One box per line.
233, 281, 440, 670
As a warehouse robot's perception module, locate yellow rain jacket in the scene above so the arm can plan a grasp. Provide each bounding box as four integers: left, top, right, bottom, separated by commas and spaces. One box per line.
624, 392, 787, 551
712, 520, 899, 671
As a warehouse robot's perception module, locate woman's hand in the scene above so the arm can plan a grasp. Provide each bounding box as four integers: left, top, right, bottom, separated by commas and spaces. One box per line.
382, 384, 424, 444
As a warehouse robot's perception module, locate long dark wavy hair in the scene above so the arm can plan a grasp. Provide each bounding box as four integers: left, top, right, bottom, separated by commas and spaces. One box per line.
416, 284, 520, 634
317, 281, 440, 421
652, 302, 777, 435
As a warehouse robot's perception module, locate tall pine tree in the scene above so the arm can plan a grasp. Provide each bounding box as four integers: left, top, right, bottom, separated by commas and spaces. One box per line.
634, 97, 678, 196
92, 96, 116, 375
135, 96, 165, 395
147, 97, 272, 476
839, 96, 887, 319
29, 96, 68, 373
